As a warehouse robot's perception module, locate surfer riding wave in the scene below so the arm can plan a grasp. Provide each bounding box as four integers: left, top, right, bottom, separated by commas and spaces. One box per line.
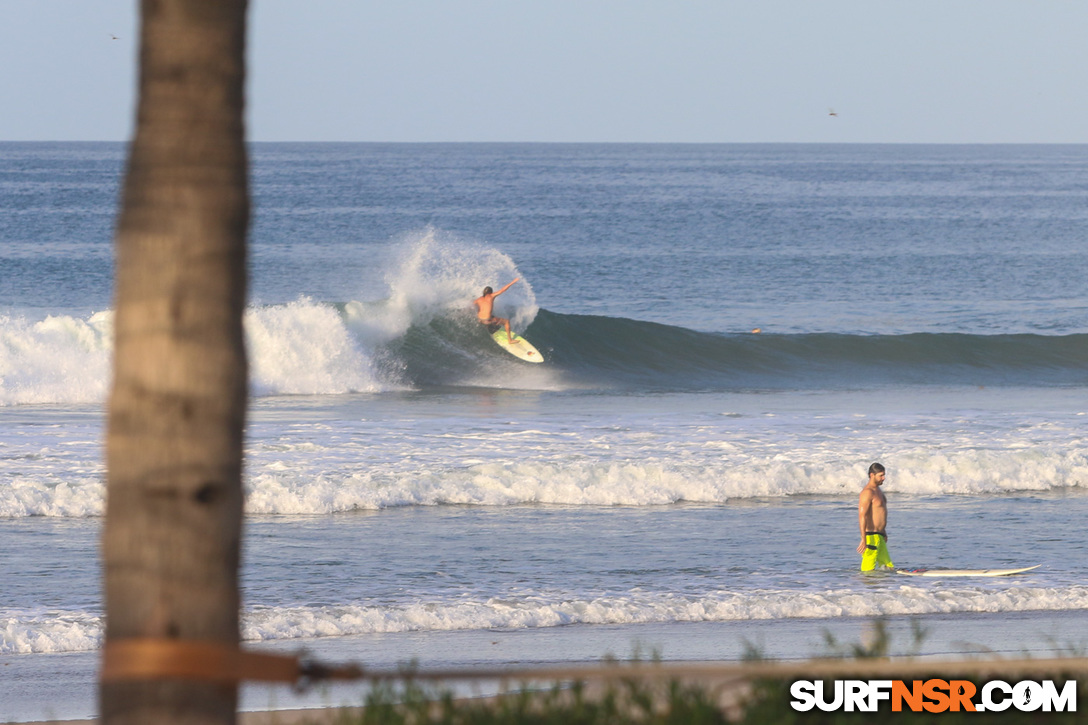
474, 278, 519, 343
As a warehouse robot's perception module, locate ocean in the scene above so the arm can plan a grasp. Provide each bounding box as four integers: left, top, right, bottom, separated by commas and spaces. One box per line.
1, 142, 1087, 720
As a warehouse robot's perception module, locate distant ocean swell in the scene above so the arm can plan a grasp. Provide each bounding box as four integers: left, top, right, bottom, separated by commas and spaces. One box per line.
2, 302, 1086, 404
5, 584, 1085, 654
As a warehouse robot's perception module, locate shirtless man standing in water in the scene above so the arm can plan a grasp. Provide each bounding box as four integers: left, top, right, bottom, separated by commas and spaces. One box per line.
474, 278, 519, 343
857, 462, 894, 571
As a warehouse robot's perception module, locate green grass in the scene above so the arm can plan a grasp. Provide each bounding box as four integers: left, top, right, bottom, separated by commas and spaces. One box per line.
315, 673, 1084, 725
339, 678, 728, 725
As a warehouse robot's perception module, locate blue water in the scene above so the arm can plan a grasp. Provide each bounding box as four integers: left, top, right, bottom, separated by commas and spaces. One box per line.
2, 143, 1087, 720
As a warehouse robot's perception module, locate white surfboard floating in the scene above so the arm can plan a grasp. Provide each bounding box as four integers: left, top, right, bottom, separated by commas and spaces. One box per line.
896, 564, 1040, 578
491, 329, 543, 363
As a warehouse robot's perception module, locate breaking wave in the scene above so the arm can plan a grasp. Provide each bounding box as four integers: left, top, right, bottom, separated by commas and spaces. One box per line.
5, 582, 1084, 654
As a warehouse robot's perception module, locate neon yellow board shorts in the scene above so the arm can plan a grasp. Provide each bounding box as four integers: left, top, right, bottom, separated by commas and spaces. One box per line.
861, 532, 894, 571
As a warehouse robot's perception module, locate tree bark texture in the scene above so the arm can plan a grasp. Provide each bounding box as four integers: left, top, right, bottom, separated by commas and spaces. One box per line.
102, 1, 249, 723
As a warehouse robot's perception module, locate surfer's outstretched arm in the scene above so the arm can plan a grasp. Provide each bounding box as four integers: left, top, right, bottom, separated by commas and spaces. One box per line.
494, 278, 519, 297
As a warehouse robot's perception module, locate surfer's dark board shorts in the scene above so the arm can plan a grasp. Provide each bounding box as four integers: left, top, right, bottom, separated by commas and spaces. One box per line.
482, 318, 503, 333
861, 532, 894, 571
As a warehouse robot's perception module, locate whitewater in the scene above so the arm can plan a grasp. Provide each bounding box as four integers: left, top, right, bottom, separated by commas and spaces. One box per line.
2, 142, 1088, 720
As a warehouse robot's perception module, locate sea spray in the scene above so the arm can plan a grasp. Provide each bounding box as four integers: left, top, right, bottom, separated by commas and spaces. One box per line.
381, 227, 539, 336
244, 230, 541, 394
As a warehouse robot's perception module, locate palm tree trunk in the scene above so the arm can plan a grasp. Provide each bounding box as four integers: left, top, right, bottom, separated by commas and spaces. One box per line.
102, 1, 249, 723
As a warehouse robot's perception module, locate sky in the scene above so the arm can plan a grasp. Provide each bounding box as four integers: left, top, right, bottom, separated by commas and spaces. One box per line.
1, 1, 1086, 144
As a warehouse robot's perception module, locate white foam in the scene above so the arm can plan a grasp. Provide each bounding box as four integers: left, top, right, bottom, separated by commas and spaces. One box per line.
241, 450, 1087, 515
246, 298, 389, 395
2, 447, 1083, 519
0, 298, 407, 403
0, 477, 104, 518
0, 312, 113, 405
0, 610, 102, 654
8, 585, 1087, 653
239, 585, 1088, 639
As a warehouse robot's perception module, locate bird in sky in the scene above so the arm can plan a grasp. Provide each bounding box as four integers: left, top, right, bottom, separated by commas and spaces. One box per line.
110, 34, 119, 40
828, 108, 839, 117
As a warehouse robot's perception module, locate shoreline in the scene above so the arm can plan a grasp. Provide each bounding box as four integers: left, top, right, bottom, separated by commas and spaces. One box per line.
6, 609, 1088, 723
